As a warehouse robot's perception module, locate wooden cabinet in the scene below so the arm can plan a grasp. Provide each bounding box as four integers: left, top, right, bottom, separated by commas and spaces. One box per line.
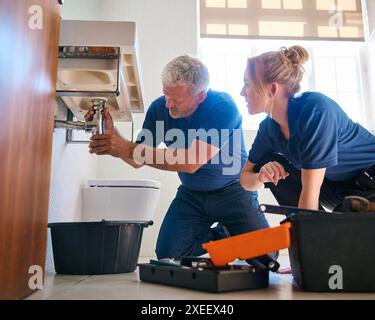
0, 0, 60, 300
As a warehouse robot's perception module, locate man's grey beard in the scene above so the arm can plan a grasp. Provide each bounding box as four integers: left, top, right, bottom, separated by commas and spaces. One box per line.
169, 110, 183, 119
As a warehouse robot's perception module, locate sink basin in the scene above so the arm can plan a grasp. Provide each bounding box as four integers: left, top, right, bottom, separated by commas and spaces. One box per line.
56, 20, 145, 122
57, 69, 117, 92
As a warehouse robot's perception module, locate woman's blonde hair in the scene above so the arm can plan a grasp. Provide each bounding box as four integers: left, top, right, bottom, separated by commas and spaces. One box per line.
247, 45, 309, 98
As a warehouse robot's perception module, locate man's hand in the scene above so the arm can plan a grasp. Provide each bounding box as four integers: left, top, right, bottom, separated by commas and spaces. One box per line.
86, 105, 132, 159
85, 106, 114, 130
258, 161, 289, 186
89, 129, 133, 159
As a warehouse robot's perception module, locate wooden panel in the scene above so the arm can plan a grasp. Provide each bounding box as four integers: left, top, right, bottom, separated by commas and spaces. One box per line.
0, 0, 60, 300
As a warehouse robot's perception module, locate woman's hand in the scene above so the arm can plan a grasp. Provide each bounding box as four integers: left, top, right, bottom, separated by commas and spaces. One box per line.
258, 161, 289, 185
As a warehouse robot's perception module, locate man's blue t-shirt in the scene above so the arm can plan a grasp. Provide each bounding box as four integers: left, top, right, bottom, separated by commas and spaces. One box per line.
136, 89, 248, 191
248, 92, 375, 181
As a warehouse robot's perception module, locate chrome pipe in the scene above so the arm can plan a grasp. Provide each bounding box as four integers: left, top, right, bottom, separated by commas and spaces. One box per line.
54, 120, 97, 132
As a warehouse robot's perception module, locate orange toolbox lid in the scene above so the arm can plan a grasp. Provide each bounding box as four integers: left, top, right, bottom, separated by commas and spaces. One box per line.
202, 223, 292, 267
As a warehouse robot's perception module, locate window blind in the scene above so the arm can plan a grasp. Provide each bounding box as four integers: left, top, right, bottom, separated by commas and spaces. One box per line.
200, 0, 364, 41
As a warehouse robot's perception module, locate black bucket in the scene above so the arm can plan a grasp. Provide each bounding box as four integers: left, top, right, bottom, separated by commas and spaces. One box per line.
48, 220, 153, 275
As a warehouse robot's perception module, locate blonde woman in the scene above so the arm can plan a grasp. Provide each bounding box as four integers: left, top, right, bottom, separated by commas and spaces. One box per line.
240, 46, 375, 211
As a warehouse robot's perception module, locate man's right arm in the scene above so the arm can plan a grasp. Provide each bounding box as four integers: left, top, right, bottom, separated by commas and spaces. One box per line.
123, 138, 220, 173
121, 153, 144, 169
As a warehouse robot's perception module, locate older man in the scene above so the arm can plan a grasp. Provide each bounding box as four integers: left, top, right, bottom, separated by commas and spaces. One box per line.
88, 55, 269, 259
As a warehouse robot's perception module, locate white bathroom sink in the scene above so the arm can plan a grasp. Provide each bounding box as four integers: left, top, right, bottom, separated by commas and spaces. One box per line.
56, 20, 145, 122
57, 69, 117, 92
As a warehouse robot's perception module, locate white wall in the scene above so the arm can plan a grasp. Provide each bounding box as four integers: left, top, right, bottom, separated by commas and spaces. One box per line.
61, 0, 101, 20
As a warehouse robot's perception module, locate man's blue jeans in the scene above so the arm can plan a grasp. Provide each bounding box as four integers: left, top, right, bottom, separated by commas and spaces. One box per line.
155, 181, 270, 259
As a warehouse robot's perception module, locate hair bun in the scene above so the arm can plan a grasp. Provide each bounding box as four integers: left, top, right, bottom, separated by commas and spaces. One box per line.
281, 46, 309, 66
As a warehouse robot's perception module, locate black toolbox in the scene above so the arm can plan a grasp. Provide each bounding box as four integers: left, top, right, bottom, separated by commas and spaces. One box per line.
286, 212, 375, 292
138, 262, 269, 293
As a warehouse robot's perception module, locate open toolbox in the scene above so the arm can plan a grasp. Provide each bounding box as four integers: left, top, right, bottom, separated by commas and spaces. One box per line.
202, 202, 375, 292
140, 199, 375, 293
138, 257, 270, 293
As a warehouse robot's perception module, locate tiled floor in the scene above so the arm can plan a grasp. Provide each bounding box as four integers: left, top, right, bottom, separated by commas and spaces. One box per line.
26, 256, 375, 300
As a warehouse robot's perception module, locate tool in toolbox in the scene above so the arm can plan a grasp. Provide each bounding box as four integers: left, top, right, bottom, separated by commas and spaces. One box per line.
259, 204, 327, 216
148, 256, 278, 271
178, 256, 279, 271
180, 256, 215, 268
340, 195, 375, 212
246, 255, 280, 272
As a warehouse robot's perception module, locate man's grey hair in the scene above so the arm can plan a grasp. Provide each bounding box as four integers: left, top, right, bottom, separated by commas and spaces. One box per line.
161, 55, 210, 94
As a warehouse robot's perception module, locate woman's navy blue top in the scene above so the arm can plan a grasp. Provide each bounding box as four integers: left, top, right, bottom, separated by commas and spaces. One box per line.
248, 92, 375, 181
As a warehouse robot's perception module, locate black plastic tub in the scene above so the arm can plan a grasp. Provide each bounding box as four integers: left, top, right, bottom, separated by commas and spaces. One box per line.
286, 212, 375, 292
48, 220, 153, 275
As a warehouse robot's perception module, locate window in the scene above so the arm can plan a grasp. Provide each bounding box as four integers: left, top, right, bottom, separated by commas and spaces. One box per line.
199, 38, 368, 130
200, 0, 364, 41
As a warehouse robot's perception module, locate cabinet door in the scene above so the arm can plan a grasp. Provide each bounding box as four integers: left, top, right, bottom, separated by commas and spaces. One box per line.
0, 0, 60, 300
